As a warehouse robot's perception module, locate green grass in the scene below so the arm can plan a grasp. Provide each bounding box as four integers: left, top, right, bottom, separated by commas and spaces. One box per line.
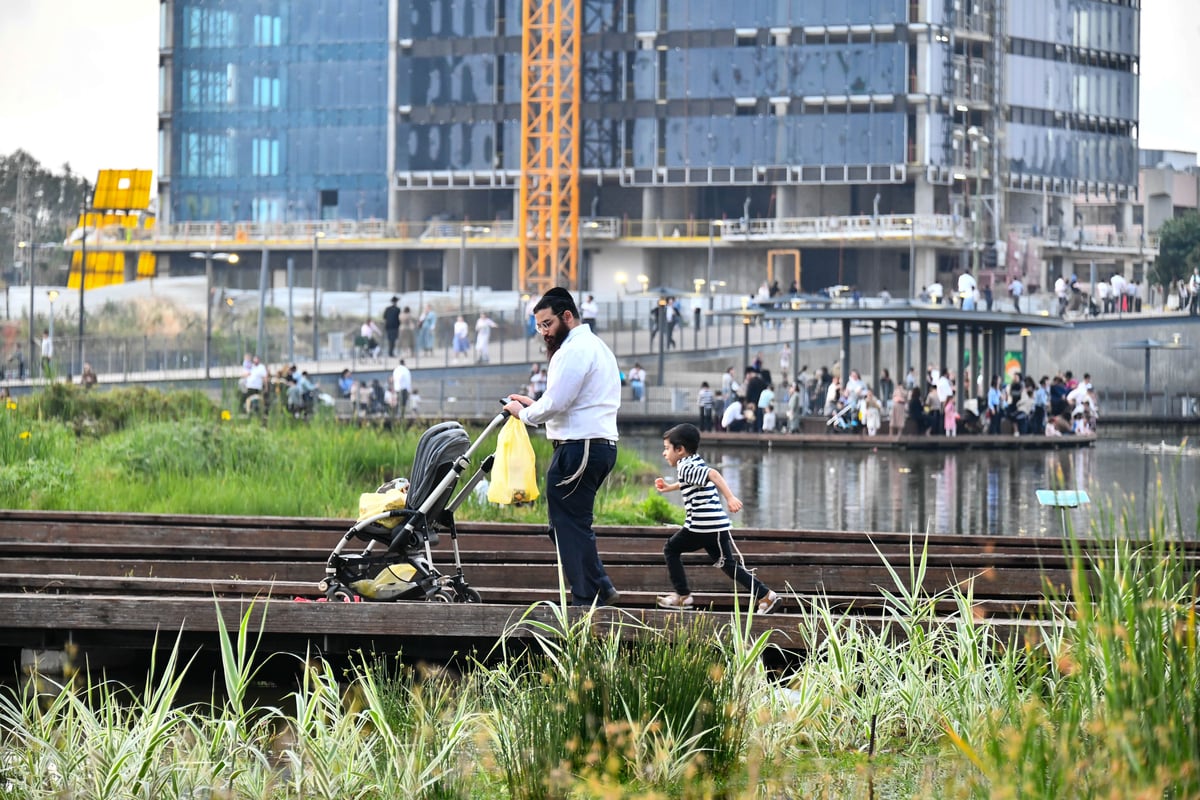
0, 384, 669, 523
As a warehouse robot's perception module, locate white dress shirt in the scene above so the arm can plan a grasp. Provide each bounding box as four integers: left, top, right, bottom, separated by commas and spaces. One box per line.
519, 324, 620, 441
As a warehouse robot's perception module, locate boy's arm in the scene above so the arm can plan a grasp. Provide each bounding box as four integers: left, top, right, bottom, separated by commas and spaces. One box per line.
706, 468, 742, 513
654, 477, 680, 494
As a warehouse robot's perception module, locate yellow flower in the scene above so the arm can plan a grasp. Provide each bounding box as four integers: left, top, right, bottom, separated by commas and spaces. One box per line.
220, 409, 232, 421
19, 431, 31, 440
4, 400, 15, 410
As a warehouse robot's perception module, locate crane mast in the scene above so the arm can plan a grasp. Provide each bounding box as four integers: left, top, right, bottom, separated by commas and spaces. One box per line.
517, 0, 581, 295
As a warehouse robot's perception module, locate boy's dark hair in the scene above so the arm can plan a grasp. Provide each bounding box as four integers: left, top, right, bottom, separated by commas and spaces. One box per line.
663, 423, 701, 454
533, 287, 579, 317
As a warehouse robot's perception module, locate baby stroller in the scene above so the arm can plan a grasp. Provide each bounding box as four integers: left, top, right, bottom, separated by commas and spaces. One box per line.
320, 411, 508, 602
826, 401, 859, 433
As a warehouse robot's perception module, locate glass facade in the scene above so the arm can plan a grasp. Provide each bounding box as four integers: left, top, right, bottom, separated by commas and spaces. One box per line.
165, 0, 1140, 223
397, 0, 911, 177
169, 0, 389, 223
1002, 0, 1138, 185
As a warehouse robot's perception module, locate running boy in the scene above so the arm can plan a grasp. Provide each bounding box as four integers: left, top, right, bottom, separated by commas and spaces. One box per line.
654, 423, 780, 613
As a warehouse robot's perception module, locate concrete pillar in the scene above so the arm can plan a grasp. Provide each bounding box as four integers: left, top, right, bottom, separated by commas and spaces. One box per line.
913, 178, 938, 296
387, 250, 403, 292
871, 320, 882, 393
918, 321, 929, 387
841, 319, 851, 385
956, 324, 966, 385
970, 326, 981, 398
938, 322, 949, 375
642, 188, 660, 230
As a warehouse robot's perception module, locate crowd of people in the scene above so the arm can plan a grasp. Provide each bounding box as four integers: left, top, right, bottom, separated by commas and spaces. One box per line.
693, 347, 1100, 439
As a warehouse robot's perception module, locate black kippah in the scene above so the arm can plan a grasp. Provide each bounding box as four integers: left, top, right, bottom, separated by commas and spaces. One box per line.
542, 287, 573, 302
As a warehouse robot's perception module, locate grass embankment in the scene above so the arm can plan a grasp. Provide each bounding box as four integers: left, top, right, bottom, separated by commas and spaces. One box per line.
0, 383, 677, 524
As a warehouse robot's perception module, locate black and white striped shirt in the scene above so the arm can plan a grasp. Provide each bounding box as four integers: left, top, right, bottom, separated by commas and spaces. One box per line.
675, 454, 730, 532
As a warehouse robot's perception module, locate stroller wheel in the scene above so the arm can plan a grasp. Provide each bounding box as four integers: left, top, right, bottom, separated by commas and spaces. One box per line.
432, 588, 456, 602
459, 588, 482, 603
329, 587, 357, 602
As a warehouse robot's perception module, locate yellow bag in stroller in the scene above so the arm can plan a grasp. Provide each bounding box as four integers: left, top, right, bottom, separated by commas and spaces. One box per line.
358, 483, 408, 529
487, 416, 540, 504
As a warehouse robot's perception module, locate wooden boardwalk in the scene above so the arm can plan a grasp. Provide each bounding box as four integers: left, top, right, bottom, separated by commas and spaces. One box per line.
0, 510, 1185, 668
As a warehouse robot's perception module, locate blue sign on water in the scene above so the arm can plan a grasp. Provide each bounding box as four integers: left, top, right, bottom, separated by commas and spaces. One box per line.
1035, 490, 1091, 508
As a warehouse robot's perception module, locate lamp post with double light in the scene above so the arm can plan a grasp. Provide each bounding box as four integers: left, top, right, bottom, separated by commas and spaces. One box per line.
46, 290, 58, 346
190, 251, 240, 378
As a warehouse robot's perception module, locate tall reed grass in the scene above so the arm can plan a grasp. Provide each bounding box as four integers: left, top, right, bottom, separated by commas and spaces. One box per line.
1, 515, 1195, 797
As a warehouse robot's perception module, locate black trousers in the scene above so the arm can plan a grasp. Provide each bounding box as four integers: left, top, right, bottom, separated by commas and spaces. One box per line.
546, 440, 618, 605
663, 527, 770, 601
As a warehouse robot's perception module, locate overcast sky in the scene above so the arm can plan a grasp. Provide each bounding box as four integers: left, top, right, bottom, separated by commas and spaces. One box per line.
0, 0, 1196, 180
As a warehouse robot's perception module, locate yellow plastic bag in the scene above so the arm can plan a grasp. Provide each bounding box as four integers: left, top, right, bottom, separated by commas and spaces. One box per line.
357, 486, 409, 528
487, 416, 540, 504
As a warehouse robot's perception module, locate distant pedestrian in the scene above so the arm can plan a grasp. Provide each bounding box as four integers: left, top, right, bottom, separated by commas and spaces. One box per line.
654, 423, 779, 613
40, 329, 53, 378
80, 362, 98, 390
580, 294, 599, 330
697, 381, 714, 431
1008, 277, 1024, 313
474, 312, 498, 362
452, 315, 470, 360
382, 296, 401, 356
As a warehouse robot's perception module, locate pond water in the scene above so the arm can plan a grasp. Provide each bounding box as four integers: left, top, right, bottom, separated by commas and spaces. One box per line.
626, 436, 1200, 539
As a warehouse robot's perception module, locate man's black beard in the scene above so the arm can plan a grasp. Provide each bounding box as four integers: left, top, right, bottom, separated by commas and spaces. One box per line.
544, 328, 568, 359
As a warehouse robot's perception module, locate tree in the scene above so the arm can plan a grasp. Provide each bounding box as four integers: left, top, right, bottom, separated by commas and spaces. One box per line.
1150, 211, 1200, 289
0, 150, 93, 279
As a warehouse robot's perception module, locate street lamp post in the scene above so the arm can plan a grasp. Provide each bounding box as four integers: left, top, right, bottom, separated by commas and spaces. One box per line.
967, 126, 988, 274
191, 251, 239, 378
458, 224, 490, 314
78, 202, 88, 371
655, 295, 667, 387
46, 290, 58, 337
312, 231, 325, 361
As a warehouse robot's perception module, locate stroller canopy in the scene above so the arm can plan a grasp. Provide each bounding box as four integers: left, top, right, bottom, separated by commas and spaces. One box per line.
406, 421, 471, 515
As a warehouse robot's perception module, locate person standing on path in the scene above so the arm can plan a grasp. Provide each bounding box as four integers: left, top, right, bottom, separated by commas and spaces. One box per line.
391, 359, 412, 422
451, 315, 470, 361
474, 311, 499, 363
417, 304, 437, 354
654, 423, 779, 613
697, 381, 714, 432
40, 329, 53, 378
503, 288, 621, 607
399, 306, 417, 357
382, 296, 402, 357
1008, 276, 1024, 314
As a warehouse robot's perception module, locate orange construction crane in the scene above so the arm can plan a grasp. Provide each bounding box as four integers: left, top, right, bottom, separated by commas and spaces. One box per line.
517, 0, 581, 295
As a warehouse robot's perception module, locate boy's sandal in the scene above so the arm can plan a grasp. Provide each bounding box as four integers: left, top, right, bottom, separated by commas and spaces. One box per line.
657, 592, 694, 609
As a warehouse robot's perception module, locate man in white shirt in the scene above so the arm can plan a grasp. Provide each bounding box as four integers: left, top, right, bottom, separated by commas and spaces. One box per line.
243, 355, 268, 411
957, 270, 977, 309
40, 329, 53, 378
391, 359, 412, 420
504, 288, 621, 607
1097, 279, 1112, 314
1008, 276, 1024, 313
720, 394, 745, 432
1110, 273, 1126, 313
580, 294, 599, 330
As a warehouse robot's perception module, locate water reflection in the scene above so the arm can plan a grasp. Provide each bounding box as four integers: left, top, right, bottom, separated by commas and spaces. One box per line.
629, 437, 1199, 538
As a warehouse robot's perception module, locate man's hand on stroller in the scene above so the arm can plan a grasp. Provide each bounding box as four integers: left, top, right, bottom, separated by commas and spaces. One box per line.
503, 394, 533, 417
